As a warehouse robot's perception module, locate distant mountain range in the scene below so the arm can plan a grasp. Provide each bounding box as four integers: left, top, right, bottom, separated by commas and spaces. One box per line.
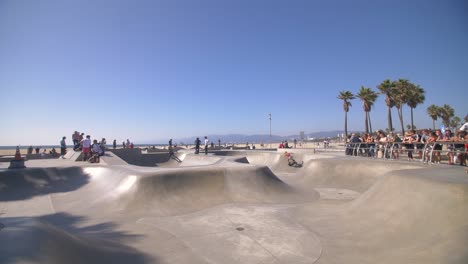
171, 131, 344, 144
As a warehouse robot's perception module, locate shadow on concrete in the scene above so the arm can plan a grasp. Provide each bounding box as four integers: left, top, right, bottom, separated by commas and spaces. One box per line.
0, 167, 90, 202
0, 212, 154, 264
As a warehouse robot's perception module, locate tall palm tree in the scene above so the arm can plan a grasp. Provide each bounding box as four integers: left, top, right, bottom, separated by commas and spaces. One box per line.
406, 83, 425, 130
426, 104, 440, 130
377, 79, 395, 132
439, 104, 455, 129
356, 86, 378, 134
337, 91, 355, 140
393, 79, 411, 135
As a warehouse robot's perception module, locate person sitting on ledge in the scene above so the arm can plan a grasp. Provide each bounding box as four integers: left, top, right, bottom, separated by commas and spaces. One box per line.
89, 140, 102, 163
50, 148, 58, 157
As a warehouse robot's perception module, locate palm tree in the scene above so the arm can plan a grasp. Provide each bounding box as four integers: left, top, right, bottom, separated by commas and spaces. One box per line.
337, 91, 355, 140
356, 86, 378, 134
427, 104, 440, 130
406, 83, 425, 130
377, 79, 395, 132
450, 116, 461, 130
439, 104, 455, 129
393, 79, 411, 135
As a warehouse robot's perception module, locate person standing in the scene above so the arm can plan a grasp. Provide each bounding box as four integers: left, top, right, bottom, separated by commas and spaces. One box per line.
81, 135, 91, 161
78, 133, 84, 151
204, 136, 209, 155
113, 139, 117, 149
72, 131, 80, 150
60, 136, 67, 159
168, 138, 174, 156
195, 137, 201, 154
100, 138, 107, 156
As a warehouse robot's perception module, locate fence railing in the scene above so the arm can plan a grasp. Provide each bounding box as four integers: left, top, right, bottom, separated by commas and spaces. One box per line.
345, 141, 467, 165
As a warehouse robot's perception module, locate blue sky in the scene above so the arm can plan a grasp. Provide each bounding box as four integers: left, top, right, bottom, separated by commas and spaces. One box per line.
0, 0, 467, 145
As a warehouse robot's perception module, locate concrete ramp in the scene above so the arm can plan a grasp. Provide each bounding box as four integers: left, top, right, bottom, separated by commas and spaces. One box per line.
0, 216, 148, 264
120, 166, 317, 216
292, 165, 468, 264
64, 150, 83, 161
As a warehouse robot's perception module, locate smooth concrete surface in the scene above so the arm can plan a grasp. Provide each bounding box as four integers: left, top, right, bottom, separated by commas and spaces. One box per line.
0, 149, 467, 264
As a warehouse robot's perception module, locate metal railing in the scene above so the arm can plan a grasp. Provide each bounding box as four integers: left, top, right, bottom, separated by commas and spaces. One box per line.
345, 141, 467, 165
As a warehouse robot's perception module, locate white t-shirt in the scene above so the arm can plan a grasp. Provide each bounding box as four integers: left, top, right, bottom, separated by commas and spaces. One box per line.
92, 144, 101, 153
459, 122, 468, 132
82, 138, 91, 148
204, 139, 209, 146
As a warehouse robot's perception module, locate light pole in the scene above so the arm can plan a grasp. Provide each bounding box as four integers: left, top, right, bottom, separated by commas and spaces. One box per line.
269, 113, 272, 149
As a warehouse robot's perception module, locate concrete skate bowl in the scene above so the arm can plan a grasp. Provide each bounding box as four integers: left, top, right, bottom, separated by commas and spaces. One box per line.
2, 156, 468, 264
0, 166, 151, 264
0, 164, 320, 264
118, 166, 318, 216
0, 167, 91, 202
215, 150, 309, 173
108, 149, 222, 168
290, 165, 468, 264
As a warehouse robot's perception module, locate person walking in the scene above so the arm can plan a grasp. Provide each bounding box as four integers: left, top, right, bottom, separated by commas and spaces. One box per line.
60, 136, 67, 159
195, 137, 201, 154
204, 136, 209, 155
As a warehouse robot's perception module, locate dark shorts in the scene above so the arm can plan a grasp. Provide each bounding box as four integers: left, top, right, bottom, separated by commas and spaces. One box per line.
433, 144, 442, 151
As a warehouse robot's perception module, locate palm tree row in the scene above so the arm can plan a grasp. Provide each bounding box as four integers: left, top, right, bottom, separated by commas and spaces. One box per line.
426, 104, 465, 130
338, 79, 427, 137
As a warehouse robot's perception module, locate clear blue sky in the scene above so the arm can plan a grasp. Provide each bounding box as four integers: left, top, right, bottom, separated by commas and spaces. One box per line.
1, 0, 467, 145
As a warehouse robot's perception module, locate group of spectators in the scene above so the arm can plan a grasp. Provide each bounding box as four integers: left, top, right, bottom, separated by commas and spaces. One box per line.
194, 137, 209, 154
346, 125, 468, 166
122, 139, 134, 149
70, 131, 107, 162
26, 146, 58, 157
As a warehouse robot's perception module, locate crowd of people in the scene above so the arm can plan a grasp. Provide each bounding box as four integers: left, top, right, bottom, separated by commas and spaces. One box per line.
346, 124, 468, 166
67, 131, 109, 162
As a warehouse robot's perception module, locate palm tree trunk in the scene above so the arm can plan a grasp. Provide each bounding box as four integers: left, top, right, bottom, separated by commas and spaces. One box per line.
410, 107, 414, 130
344, 111, 348, 140
432, 119, 435, 130
397, 106, 405, 135
368, 111, 373, 134
364, 111, 369, 134
387, 106, 393, 132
